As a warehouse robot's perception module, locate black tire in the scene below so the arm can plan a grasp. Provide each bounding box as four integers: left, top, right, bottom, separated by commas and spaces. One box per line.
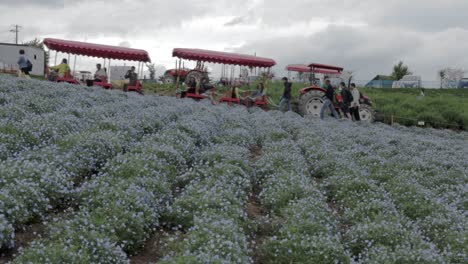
184, 70, 208, 85
163, 74, 175, 84
359, 104, 375, 123
298, 90, 326, 117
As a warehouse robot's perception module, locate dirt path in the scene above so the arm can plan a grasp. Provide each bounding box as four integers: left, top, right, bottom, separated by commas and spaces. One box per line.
0, 223, 46, 263
129, 228, 184, 264
247, 145, 270, 264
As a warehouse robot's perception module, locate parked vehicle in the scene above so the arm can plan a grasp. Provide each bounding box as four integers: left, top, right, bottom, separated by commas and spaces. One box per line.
458, 78, 468, 88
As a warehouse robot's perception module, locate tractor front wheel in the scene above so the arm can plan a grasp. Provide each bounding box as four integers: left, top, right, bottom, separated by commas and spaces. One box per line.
298, 90, 325, 117
184, 70, 208, 85
359, 104, 375, 123
163, 74, 176, 84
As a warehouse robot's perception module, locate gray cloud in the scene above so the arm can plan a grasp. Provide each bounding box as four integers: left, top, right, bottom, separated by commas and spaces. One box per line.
1, 0, 466, 81
235, 25, 468, 81
0, 0, 64, 7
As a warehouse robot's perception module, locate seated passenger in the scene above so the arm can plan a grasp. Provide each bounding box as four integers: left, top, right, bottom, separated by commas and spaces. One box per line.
252, 83, 266, 98
123, 66, 138, 91
49, 58, 70, 81
94, 64, 107, 82
244, 82, 266, 106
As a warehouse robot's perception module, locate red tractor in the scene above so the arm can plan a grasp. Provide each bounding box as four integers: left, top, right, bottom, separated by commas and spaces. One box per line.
289, 63, 374, 122
162, 67, 209, 85
162, 58, 210, 85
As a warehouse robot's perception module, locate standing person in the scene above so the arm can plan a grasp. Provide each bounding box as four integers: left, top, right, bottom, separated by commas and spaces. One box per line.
278, 77, 292, 112
321, 77, 329, 89
320, 79, 340, 119
94, 64, 107, 82
339, 82, 353, 120
349, 83, 361, 121
17, 49, 31, 79
123, 66, 138, 91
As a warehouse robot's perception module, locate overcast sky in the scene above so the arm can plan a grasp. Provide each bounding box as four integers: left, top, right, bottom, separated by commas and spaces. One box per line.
1, 0, 467, 81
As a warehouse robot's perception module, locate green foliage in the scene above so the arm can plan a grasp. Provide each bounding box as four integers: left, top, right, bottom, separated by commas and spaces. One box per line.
391, 61, 412, 81
361, 87, 468, 130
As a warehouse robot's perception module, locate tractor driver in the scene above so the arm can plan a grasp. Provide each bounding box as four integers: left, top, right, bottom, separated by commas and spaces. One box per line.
186, 77, 197, 94
199, 77, 214, 94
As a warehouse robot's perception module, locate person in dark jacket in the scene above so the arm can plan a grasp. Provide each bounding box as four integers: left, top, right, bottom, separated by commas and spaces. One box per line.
320, 79, 340, 119
339, 82, 353, 119
278, 77, 292, 112
17, 49, 31, 78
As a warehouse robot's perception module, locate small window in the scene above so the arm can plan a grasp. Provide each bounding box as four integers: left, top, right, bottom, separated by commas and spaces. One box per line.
34, 55, 37, 60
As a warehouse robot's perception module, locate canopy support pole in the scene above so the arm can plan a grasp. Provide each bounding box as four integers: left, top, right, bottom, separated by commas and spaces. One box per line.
72, 55, 77, 77
108, 59, 111, 82
137, 63, 139, 78
140, 63, 144, 80
54, 51, 58, 66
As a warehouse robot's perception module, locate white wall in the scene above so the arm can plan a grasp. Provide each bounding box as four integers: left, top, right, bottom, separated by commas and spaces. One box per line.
110, 66, 131, 81
0, 44, 45, 76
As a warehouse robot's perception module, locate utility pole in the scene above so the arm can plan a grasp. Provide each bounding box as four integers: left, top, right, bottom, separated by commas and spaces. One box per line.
10, 25, 21, 44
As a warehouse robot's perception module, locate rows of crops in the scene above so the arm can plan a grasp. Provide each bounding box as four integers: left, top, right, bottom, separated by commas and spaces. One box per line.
0, 76, 466, 263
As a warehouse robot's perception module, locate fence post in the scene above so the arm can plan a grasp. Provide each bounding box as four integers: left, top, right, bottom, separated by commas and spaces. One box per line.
391, 115, 394, 126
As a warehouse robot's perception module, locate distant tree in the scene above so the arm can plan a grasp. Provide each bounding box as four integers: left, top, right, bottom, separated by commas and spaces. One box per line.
391, 61, 412, 81
438, 69, 446, 89
24, 38, 49, 69
438, 68, 465, 88
146, 63, 156, 80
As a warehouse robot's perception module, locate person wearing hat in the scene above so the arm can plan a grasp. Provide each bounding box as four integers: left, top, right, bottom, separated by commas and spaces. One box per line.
278, 77, 292, 112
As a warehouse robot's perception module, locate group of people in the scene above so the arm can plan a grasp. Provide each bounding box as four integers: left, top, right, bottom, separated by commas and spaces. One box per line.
45, 58, 138, 88
320, 79, 361, 121
181, 77, 267, 107
277, 76, 362, 121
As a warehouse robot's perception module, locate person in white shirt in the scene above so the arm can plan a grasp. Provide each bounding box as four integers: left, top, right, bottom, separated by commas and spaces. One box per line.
349, 83, 361, 121
94, 64, 107, 82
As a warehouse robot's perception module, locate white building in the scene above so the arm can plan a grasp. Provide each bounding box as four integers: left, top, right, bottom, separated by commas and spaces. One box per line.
0, 43, 45, 76
110, 65, 132, 81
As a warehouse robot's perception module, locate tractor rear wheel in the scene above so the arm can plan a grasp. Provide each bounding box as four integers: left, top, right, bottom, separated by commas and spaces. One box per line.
163, 74, 176, 84
298, 90, 326, 117
184, 70, 208, 85
359, 104, 375, 122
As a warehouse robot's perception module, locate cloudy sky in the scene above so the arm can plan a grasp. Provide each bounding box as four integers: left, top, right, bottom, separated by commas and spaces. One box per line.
1, 0, 467, 81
